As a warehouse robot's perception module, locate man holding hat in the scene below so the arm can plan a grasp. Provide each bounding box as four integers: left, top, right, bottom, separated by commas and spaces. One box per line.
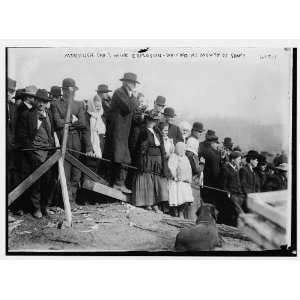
160, 107, 183, 145
18, 89, 56, 218
96, 84, 112, 125
103, 72, 139, 193
239, 150, 261, 194
220, 151, 245, 226
51, 78, 93, 202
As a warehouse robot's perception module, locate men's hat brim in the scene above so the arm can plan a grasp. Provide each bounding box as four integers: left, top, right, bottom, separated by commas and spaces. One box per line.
120, 78, 140, 84
19, 92, 36, 98
96, 89, 112, 93
61, 85, 79, 90
35, 95, 51, 102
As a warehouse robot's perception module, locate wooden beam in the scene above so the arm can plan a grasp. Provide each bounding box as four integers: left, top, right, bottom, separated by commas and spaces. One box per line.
82, 179, 129, 203
61, 91, 73, 159
54, 133, 72, 227
8, 151, 61, 206
65, 152, 106, 183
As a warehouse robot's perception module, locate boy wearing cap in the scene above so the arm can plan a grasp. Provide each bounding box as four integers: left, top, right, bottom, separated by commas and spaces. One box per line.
239, 150, 261, 194
160, 107, 184, 145
18, 89, 55, 218
51, 78, 93, 202
103, 73, 139, 193
49, 86, 62, 102
220, 151, 245, 226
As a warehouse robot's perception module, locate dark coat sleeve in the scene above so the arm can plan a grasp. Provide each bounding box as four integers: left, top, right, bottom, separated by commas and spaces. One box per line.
81, 112, 93, 153
220, 166, 229, 191
71, 102, 88, 130
239, 167, 251, 194
50, 102, 65, 130
113, 88, 136, 116
176, 126, 184, 143
185, 151, 201, 175
18, 111, 31, 149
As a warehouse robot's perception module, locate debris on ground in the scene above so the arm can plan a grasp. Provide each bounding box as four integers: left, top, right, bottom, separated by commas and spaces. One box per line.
8, 201, 260, 252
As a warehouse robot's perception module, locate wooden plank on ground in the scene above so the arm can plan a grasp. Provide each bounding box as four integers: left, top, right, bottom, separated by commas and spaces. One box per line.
65, 152, 106, 183
8, 151, 61, 206
82, 179, 129, 202
247, 191, 288, 229
54, 133, 72, 226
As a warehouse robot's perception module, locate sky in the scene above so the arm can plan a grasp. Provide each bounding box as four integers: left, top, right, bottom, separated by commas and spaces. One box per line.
7, 47, 292, 152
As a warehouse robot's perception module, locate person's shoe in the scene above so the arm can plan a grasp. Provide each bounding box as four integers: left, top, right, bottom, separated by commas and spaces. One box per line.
152, 205, 163, 214
32, 209, 43, 219
41, 208, 50, 217
14, 209, 24, 216
120, 186, 132, 194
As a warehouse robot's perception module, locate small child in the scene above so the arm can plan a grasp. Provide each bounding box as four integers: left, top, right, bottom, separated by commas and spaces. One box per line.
168, 142, 194, 218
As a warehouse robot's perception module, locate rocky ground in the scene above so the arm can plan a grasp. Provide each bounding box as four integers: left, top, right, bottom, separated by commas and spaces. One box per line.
8, 194, 260, 253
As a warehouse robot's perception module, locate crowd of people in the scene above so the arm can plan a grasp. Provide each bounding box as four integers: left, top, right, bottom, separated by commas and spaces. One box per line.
7, 73, 289, 226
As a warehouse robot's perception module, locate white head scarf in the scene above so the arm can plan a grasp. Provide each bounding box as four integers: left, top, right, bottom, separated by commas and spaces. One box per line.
87, 94, 106, 157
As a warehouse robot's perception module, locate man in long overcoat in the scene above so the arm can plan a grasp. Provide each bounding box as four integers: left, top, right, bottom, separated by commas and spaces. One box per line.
51, 78, 93, 202
103, 72, 139, 193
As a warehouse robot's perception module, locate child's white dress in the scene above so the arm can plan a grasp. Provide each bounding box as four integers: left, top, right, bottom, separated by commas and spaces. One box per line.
168, 153, 194, 207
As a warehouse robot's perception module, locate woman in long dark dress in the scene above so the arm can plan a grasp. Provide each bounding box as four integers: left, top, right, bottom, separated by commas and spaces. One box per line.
131, 111, 170, 212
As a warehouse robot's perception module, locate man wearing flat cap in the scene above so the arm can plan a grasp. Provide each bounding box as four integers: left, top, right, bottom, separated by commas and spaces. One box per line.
103, 72, 139, 193
49, 85, 62, 102
239, 150, 261, 194
160, 107, 183, 145
96, 84, 112, 125
18, 89, 56, 218
51, 78, 93, 202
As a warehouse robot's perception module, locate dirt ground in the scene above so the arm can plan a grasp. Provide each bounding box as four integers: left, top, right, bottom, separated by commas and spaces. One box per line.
8, 192, 260, 253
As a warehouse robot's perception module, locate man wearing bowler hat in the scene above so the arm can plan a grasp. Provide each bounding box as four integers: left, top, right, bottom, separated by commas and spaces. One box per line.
239, 150, 261, 194
103, 72, 139, 193
160, 107, 183, 145
221, 137, 234, 164
18, 89, 56, 218
96, 84, 112, 125
51, 78, 93, 202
